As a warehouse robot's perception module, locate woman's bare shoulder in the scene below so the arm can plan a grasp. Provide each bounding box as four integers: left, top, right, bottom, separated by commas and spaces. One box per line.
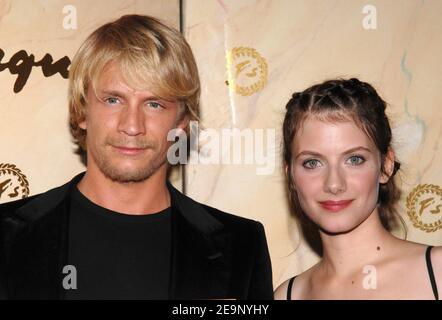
403, 241, 442, 298
274, 265, 317, 300
428, 245, 442, 291
390, 238, 428, 258
274, 278, 291, 300
428, 245, 442, 262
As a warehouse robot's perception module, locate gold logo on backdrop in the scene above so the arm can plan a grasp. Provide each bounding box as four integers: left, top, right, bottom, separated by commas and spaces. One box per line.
0, 163, 29, 204
406, 184, 442, 233
226, 47, 268, 96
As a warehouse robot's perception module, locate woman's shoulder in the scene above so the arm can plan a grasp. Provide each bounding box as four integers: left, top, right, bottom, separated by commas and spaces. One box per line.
408, 241, 442, 265
274, 278, 291, 300
274, 265, 317, 300
426, 244, 442, 261
393, 239, 440, 260
386, 239, 435, 269
389, 239, 441, 298
426, 245, 442, 289
410, 242, 442, 298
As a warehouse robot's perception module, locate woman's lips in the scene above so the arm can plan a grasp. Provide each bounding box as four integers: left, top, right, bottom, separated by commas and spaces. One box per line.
319, 200, 353, 212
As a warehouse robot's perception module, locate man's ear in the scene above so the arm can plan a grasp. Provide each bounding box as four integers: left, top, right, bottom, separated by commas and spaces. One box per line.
79, 119, 87, 130
177, 114, 189, 131
380, 148, 395, 184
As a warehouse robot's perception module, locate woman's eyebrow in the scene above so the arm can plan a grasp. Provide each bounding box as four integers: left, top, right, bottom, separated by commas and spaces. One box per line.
343, 146, 372, 154
295, 150, 323, 160
295, 146, 372, 160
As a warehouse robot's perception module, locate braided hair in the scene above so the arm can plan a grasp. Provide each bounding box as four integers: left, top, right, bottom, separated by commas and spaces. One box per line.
283, 78, 403, 232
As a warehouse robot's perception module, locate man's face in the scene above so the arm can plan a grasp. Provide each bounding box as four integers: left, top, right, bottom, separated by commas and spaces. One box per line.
79, 62, 187, 183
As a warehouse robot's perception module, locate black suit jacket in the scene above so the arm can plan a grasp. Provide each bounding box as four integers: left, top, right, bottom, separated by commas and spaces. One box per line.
0, 173, 273, 299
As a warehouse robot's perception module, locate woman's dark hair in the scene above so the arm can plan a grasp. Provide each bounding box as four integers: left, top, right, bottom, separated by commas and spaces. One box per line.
283, 78, 404, 234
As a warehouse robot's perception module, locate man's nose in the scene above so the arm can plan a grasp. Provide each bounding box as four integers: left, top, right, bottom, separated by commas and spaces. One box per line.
117, 104, 146, 136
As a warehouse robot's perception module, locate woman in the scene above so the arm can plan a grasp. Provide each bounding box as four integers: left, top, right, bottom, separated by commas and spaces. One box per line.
275, 78, 441, 299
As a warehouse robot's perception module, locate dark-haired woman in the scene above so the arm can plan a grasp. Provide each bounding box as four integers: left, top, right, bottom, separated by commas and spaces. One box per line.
275, 78, 441, 300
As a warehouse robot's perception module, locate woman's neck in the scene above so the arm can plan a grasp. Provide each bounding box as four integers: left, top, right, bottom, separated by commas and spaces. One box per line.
318, 209, 400, 277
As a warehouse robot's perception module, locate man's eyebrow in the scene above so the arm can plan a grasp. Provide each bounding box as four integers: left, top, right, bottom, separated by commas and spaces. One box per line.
97, 90, 126, 98
295, 146, 372, 160
97, 89, 168, 102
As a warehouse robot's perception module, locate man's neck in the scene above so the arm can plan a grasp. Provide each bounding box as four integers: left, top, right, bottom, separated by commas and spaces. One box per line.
77, 165, 171, 215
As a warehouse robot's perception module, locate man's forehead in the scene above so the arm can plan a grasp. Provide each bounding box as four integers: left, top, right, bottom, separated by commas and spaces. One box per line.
90, 60, 180, 103
92, 62, 153, 96
95, 63, 134, 89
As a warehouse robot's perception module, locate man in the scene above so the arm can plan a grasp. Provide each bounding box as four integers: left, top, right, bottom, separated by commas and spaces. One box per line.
0, 15, 273, 299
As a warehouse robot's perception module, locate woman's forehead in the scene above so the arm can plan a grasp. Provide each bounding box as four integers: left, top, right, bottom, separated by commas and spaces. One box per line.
293, 116, 376, 152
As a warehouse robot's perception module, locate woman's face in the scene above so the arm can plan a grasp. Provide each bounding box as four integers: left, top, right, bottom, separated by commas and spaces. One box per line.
290, 116, 390, 234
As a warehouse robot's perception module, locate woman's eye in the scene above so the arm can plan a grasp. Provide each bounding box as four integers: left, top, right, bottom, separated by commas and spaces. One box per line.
105, 97, 120, 105
147, 101, 163, 109
303, 159, 322, 169
347, 155, 365, 166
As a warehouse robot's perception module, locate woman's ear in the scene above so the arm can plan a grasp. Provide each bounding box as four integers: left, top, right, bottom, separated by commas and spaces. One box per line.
380, 148, 395, 184
285, 164, 297, 191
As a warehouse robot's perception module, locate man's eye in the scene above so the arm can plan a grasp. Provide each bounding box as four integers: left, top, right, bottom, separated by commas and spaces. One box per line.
346, 155, 365, 166
105, 97, 120, 105
147, 101, 163, 109
303, 159, 322, 169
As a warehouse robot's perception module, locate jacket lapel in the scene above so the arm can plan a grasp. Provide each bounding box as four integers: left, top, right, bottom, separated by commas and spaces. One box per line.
167, 183, 233, 299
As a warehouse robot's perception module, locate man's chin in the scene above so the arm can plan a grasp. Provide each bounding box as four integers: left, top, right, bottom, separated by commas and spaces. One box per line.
99, 164, 158, 184
90, 149, 167, 183
104, 170, 153, 183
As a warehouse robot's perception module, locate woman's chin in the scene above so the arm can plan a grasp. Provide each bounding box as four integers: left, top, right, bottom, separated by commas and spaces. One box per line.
318, 221, 360, 236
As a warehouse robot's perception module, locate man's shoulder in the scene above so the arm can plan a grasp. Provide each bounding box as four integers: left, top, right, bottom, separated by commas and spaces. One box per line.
0, 179, 73, 222
199, 202, 261, 228
0, 196, 39, 216
171, 186, 263, 233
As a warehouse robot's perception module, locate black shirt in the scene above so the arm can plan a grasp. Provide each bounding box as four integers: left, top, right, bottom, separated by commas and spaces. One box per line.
66, 186, 171, 300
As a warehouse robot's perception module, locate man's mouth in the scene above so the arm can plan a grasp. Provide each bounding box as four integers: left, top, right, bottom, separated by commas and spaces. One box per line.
113, 145, 146, 156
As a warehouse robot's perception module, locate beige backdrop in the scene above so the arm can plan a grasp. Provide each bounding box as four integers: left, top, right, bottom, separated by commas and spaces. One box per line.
1, 0, 442, 290
183, 0, 442, 288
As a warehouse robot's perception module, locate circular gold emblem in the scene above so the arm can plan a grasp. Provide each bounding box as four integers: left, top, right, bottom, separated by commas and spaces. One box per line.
226, 47, 268, 96
0, 163, 29, 204
406, 184, 442, 233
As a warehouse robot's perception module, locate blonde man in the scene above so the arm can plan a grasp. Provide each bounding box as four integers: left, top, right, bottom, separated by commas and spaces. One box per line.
0, 15, 273, 300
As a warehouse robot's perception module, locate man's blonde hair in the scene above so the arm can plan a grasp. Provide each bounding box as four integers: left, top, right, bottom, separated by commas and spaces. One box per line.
68, 14, 200, 150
